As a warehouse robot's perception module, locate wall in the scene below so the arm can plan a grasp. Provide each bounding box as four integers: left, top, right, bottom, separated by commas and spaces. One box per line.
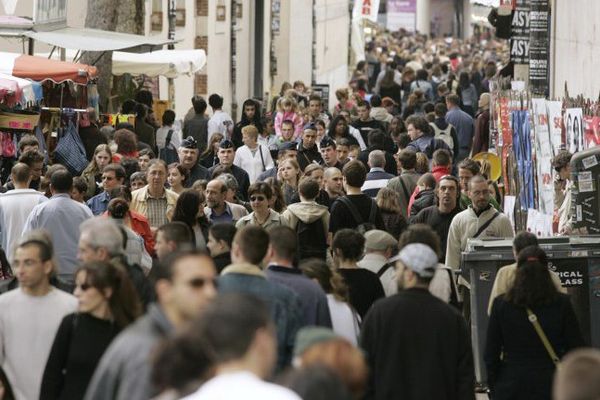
314, 0, 349, 111
550, 0, 600, 99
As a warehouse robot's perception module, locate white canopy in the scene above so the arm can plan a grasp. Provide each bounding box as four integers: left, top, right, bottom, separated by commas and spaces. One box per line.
112, 50, 206, 78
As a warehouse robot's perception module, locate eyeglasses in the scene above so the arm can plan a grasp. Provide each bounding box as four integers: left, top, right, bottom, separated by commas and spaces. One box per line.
76, 283, 92, 291
250, 195, 266, 202
102, 176, 115, 181
187, 277, 218, 289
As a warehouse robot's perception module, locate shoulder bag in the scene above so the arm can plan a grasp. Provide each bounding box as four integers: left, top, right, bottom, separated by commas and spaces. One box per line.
527, 308, 561, 368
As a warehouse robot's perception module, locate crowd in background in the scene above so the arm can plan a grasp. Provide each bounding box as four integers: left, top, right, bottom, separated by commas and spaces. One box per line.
0, 30, 596, 400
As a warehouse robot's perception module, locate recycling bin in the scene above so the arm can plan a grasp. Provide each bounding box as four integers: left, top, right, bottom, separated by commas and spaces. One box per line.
461, 236, 600, 383
571, 147, 600, 234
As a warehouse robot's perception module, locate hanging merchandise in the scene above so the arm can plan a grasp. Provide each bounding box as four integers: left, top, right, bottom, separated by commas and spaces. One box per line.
0, 132, 15, 158
531, 98, 554, 215
53, 121, 88, 176
512, 109, 535, 211
565, 108, 584, 155
546, 100, 564, 154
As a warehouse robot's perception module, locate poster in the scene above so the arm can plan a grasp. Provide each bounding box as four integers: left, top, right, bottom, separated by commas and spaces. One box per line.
386, 0, 416, 32
546, 100, 563, 154
528, 0, 550, 96
565, 108, 584, 154
510, 0, 530, 64
532, 98, 554, 215
352, 0, 380, 23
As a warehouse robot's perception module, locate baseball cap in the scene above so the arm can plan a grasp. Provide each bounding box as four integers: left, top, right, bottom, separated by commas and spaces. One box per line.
364, 230, 397, 251
181, 136, 198, 149
388, 243, 437, 278
303, 122, 317, 131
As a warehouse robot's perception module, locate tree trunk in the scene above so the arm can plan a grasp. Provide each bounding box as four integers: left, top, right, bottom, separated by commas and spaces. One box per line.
81, 0, 144, 112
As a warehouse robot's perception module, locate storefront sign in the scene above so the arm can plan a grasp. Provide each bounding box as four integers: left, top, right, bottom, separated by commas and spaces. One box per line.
510, 0, 529, 64
529, 0, 550, 96
0, 112, 39, 130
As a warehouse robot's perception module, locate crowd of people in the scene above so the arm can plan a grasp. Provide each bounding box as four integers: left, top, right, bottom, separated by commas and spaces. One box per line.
0, 31, 596, 400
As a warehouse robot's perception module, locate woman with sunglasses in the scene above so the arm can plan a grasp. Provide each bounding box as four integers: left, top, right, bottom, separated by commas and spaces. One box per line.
40, 261, 142, 400
236, 182, 283, 231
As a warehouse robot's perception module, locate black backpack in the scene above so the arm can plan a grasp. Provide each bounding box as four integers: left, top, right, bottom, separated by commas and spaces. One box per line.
296, 218, 327, 262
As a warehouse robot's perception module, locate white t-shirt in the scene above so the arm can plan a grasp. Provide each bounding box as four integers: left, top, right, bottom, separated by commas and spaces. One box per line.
0, 189, 48, 256
326, 294, 360, 346
0, 288, 77, 400
234, 145, 274, 183
207, 110, 233, 142
181, 371, 301, 400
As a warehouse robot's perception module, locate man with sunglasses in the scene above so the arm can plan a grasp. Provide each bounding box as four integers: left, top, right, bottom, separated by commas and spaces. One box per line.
410, 175, 462, 262
86, 164, 126, 216
85, 250, 217, 400
0, 236, 77, 400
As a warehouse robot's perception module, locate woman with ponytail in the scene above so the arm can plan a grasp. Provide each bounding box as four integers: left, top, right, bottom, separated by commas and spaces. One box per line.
485, 245, 584, 400
299, 259, 361, 345
40, 261, 142, 400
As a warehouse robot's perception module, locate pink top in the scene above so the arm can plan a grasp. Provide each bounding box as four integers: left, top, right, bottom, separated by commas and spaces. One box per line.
274, 111, 303, 140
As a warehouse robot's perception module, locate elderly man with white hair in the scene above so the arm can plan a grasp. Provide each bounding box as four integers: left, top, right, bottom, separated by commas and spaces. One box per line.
361, 150, 395, 198
78, 217, 153, 307
357, 229, 398, 296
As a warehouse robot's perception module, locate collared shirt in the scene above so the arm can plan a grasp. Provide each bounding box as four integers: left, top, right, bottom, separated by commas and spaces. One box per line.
0, 188, 48, 256
235, 209, 282, 231
86, 191, 110, 216
23, 193, 93, 282
208, 203, 234, 224
145, 191, 169, 228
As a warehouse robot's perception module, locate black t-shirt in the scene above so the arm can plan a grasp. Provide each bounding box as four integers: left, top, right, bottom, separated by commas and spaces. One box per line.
339, 268, 385, 318
40, 313, 120, 400
329, 194, 385, 234
410, 205, 461, 261
352, 119, 386, 146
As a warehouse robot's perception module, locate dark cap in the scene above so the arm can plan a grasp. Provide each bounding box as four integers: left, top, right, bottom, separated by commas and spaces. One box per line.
303, 122, 317, 131
320, 136, 336, 149
219, 139, 235, 149
278, 141, 297, 152
181, 136, 198, 149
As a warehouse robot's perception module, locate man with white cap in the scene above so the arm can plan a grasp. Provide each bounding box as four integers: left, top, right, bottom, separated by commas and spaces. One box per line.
360, 243, 475, 400
357, 230, 398, 297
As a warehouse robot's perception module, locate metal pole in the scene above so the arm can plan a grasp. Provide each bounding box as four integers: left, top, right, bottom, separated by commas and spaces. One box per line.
167, 0, 176, 109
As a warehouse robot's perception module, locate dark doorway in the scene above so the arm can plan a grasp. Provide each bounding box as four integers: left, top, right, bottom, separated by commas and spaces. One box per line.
253, 0, 264, 100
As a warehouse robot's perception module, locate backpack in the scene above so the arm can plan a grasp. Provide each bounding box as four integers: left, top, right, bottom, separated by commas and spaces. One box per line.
296, 218, 327, 261
159, 129, 179, 164
425, 135, 451, 159
338, 196, 378, 231
429, 122, 455, 154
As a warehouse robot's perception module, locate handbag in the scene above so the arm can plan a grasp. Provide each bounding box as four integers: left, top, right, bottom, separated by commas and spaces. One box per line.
526, 308, 561, 369
159, 129, 179, 164
0, 132, 16, 158
54, 121, 89, 175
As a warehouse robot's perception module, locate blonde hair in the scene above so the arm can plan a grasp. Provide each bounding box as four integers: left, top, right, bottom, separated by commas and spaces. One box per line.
241, 125, 259, 140
277, 96, 298, 113
415, 152, 430, 174
376, 187, 402, 213
304, 163, 324, 178
280, 158, 302, 186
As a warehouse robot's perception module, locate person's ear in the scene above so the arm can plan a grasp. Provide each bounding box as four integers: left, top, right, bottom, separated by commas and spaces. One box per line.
42, 260, 54, 276
103, 287, 114, 300
155, 279, 172, 303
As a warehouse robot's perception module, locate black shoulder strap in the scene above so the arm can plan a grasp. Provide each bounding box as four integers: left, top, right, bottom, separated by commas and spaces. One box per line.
398, 176, 411, 200
258, 145, 266, 171
473, 211, 500, 239
339, 196, 364, 225
446, 268, 459, 307
165, 129, 174, 147
368, 198, 377, 223
377, 262, 394, 278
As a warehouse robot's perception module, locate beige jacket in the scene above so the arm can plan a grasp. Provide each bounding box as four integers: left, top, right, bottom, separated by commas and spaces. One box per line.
487, 262, 566, 314
445, 206, 514, 290
236, 209, 282, 231
130, 186, 178, 222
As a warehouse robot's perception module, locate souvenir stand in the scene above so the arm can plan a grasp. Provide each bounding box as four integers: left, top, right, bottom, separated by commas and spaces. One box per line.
0, 52, 98, 180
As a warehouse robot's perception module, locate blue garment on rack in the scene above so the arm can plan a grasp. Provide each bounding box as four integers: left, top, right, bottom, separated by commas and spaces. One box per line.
512, 110, 535, 210
30, 81, 43, 103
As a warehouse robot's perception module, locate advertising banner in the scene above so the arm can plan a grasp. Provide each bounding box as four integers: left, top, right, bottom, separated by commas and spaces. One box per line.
353, 0, 381, 23
386, 0, 416, 32
510, 0, 530, 64
529, 0, 550, 96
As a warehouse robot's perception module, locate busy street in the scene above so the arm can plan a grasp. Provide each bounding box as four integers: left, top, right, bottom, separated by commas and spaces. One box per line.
0, 0, 599, 399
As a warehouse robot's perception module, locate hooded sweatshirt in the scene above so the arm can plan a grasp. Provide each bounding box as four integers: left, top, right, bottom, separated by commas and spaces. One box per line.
370, 107, 393, 123
281, 201, 330, 238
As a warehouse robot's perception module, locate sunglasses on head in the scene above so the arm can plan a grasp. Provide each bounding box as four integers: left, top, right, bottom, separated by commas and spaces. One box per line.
187, 277, 218, 289
250, 195, 266, 202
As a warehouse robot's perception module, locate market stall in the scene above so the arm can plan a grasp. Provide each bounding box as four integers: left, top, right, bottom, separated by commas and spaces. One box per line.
0, 52, 97, 85
112, 49, 206, 79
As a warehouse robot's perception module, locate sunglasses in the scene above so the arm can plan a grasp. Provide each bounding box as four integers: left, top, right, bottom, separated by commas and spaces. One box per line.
187, 277, 218, 289
250, 196, 266, 202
